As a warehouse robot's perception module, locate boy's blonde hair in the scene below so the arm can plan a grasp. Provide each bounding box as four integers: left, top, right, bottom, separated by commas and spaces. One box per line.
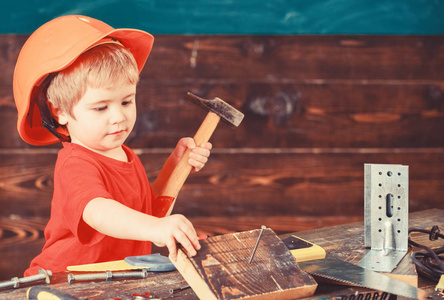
47, 43, 139, 118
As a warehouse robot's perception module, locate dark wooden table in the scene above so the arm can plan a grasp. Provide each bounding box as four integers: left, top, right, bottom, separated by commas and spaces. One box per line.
0, 209, 442, 300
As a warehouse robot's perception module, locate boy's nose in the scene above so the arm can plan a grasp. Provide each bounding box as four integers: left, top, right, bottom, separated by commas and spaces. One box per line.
110, 108, 126, 124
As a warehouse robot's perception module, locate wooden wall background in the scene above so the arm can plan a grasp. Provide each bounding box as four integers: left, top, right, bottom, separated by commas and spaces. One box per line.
0, 34, 443, 279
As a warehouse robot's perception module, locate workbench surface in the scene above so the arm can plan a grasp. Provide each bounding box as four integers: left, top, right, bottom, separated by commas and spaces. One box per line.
0, 208, 442, 299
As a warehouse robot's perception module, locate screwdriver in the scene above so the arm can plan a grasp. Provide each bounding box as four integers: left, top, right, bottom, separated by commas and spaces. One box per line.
27, 286, 80, 300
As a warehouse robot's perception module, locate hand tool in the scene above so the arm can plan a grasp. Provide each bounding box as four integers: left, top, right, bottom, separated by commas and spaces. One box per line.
153, 92, 244, 218
248, 225, 266, 263
334, 291, 391, 300
298, 257, 443, 300
26, 285, 79, 300
282, 235, 326, 262
282, 237, 442, 299
68, 269, 148, 284
67, 253, 175, 272
169, 285, 190, 294
0, 269, 52, 289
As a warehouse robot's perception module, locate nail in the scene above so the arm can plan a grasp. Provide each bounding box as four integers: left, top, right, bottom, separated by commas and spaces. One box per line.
249, 225, 266, 263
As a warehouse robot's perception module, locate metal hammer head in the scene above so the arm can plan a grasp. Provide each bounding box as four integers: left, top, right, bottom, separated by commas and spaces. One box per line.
185, 92, 244, 127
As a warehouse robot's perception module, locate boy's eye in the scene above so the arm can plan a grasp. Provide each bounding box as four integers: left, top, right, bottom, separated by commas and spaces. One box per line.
122, 100, 133, 106
94, 106, 107, 112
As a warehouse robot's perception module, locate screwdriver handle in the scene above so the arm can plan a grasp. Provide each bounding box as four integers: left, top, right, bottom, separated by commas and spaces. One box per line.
27, 286, 79, 300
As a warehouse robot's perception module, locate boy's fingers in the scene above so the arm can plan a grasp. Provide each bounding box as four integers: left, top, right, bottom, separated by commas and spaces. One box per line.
192, 147, 211, 158
181, 221, 201, 251
202, 142, 212, 150
174, 230, 197, 257
181, 137, 196, 149
179, 218, 201, 254
166, 239, 178, 262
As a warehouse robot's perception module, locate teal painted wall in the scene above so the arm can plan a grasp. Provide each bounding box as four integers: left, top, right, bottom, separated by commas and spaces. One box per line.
1, 0, 444, 34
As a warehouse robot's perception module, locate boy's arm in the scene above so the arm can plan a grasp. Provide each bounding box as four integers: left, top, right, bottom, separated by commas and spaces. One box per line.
83, 197, 200, 261
151, 137, 212, 197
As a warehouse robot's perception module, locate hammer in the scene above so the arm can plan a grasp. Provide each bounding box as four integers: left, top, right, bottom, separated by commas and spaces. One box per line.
153, 92, 244, 217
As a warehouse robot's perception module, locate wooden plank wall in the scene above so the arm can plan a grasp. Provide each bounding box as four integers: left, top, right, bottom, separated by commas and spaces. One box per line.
0, 35, 443, 279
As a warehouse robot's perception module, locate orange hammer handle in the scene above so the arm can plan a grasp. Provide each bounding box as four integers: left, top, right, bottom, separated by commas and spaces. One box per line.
159, 111, 220, 216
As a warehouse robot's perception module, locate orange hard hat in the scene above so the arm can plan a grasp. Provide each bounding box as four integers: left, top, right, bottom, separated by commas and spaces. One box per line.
13, 15, 154, 145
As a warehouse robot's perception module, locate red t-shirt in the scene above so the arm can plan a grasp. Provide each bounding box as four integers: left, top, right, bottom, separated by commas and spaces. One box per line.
25, 142, 154, 276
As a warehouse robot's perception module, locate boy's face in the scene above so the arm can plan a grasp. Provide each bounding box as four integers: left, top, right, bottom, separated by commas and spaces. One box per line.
57, 82, 137, 157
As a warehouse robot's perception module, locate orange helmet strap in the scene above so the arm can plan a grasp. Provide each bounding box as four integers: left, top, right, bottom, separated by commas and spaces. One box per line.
35, 75, 70, 142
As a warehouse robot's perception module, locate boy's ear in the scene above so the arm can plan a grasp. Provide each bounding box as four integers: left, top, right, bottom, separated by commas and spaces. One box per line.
47, 102, 68, 125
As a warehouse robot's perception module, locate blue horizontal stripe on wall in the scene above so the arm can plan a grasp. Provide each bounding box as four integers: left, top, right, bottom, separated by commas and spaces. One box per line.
1, 0, 443, 34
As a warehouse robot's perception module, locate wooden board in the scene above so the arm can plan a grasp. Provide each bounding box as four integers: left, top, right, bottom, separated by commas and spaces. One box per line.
172, 228, 317, 299
1, 151, 443, 219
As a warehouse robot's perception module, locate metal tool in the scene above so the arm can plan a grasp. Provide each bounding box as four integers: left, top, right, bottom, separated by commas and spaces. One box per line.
249, 225, 266, 263
68, 253, 175, 272
359, 163, 409, 272
153, 92, 244, 217
0, 269, 52, 289
298, 257, 442, 300
169, 285, 190, 294
68, 269, 148, 284
124, 253, 176, 271
282, 235, 326, 262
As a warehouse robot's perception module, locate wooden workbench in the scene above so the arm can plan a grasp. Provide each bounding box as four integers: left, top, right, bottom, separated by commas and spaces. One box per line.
0, 209, 442, 299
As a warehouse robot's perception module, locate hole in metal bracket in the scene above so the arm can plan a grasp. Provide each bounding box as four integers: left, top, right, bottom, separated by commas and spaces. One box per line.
386, 194, 394, 217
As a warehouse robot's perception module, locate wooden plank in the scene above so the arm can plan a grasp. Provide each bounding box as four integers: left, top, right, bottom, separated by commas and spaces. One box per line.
1, 151, 443, 218
1, 35, 443, 149
0, 217, 45, 281
173, 228, 317, 299
2, 35, 444, 84
127, 82, 444, 149
2, 81, 444, 149
0, 150, 444, 217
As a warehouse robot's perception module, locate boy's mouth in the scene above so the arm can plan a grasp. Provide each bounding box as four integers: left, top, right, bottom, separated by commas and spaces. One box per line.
109, 129, 125, 136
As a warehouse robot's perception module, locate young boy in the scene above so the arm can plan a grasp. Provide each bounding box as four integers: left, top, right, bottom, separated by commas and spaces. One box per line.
12, 15, 212, 276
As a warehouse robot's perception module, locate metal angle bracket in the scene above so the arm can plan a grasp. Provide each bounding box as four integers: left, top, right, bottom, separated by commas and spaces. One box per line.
358, 163, 409, 273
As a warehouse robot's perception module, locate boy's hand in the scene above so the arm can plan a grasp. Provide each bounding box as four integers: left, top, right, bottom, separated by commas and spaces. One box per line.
151, 214, 201, 262
175, 137, 212, 173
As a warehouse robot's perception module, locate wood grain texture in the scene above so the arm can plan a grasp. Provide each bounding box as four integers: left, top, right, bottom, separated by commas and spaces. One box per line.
1, 34, 443, 282
173, 228, 317, 299
0, 215, 365, 281
3, 36, 444, 83
0, 210, 441, 299
1, 35, 444, 149
1, 151, 442, 219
